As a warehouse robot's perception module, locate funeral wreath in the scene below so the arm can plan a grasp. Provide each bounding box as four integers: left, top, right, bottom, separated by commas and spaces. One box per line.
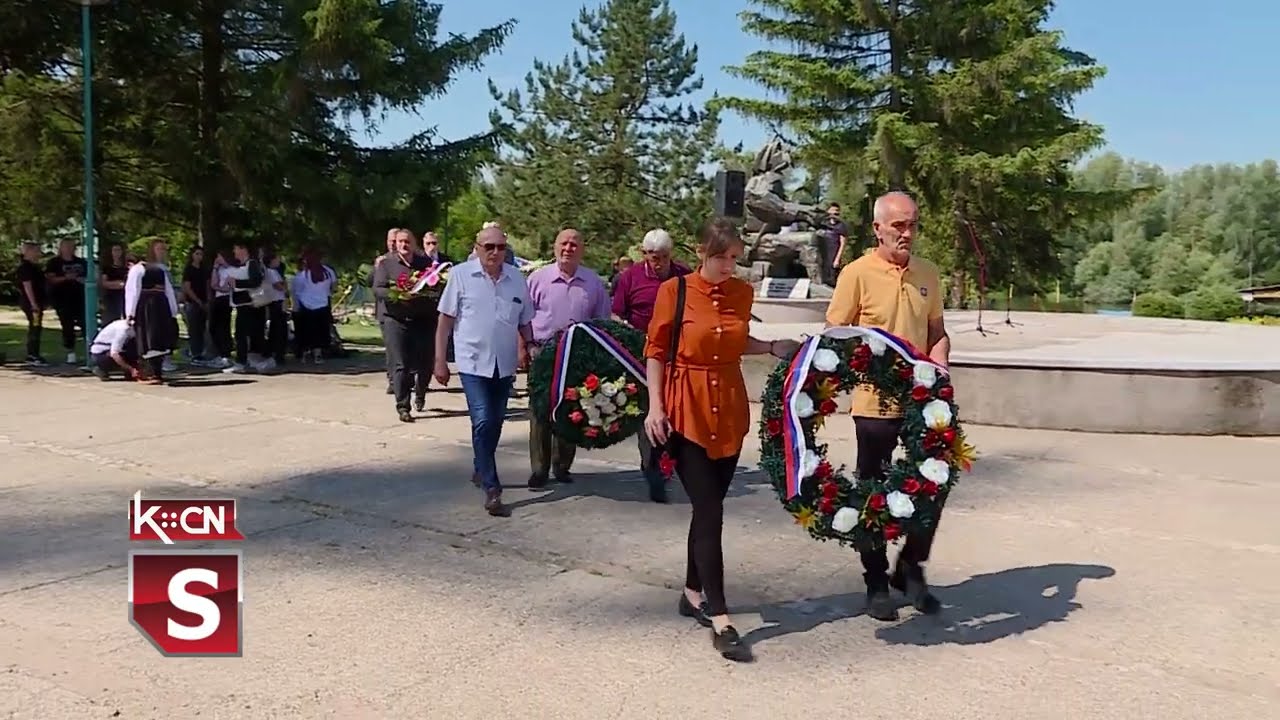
528, 319, 649, 450
758, 327, 977, 550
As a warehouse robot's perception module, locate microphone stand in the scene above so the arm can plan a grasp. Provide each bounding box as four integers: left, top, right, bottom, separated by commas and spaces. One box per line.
957, 218, 997, 337
991, 224, 1023, 329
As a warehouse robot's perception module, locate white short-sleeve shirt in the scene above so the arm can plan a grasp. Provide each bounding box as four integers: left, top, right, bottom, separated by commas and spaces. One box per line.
438, 259, 533, 379
90, 319, 135, 355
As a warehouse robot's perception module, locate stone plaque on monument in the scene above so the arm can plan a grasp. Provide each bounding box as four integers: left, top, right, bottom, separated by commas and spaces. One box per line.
758, 278, 810, 299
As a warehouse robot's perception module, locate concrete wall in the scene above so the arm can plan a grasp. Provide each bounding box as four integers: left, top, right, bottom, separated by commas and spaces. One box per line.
739, 356, 1280, 436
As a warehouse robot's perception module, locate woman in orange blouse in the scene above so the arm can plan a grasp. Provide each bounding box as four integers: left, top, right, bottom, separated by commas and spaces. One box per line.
643, 217, 799, 662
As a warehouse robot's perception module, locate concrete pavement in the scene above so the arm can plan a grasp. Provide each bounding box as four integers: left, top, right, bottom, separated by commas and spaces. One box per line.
2, 363, 1279, 719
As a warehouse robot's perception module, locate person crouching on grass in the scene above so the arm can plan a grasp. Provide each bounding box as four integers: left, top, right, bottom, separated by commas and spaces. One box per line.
89, 317, 140, 380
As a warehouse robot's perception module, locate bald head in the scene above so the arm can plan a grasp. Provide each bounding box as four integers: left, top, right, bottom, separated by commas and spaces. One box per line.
554, 228, 584, 271
871, 191, 918, 266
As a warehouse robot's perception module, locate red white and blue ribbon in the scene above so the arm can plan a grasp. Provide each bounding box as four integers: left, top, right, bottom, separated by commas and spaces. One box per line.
547, 322, 648, 421
781, 326, 948, 500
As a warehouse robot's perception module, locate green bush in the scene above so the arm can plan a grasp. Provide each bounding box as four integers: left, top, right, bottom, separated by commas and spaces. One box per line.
1227, 315, 1280, 326
1182, 286, 1245, 322
1131, 291, 1183, 318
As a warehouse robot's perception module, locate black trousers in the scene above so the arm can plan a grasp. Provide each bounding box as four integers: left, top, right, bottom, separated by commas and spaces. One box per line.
266, 301, 287, 363
185, 302, 208, 359
234, 305, 266, 364
20, 305, 42, 358
382, 316, 430, 411
670, 432, 740, 616
854, 416, 941, 587
210, 296, 233, 358
54, 300, 84, 351
92, 345, 139, 377
293, 305, 331, 353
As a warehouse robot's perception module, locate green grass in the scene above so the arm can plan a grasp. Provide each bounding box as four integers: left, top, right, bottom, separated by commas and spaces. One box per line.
0, 320, 71, 363
335, 319, 383, 346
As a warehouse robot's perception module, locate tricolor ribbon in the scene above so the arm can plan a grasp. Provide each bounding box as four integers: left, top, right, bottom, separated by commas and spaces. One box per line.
781, 326, 949, 500
547, 322, 648, 421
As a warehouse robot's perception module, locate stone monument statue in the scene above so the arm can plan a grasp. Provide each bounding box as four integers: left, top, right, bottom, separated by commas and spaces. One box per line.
738, 138, 828, 291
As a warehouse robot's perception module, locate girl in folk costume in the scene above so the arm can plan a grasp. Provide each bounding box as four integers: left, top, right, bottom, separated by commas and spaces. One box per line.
291, 249, 337, 364
124, 238, 180, 384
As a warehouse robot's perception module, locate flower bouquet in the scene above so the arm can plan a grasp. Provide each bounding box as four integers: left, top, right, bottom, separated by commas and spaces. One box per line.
563, 374, 644, 441
388, 262, 451, 303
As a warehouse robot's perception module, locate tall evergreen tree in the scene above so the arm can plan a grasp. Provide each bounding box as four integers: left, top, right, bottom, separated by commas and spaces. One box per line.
488, 0, 720, 265
720, 0, 1117, 295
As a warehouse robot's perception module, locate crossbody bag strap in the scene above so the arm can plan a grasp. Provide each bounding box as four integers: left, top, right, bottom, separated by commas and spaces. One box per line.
665, 276, 687, 386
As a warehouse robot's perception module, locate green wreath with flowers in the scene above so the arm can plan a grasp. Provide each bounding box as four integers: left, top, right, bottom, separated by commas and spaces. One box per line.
528, 319, 650, 450
758, 331, 977, 550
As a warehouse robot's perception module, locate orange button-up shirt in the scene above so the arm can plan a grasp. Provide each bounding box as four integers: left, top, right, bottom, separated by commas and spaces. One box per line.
644, 271, 753, 460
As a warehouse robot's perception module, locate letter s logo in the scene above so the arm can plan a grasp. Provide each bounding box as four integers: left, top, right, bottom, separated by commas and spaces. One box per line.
167, 568, 221, 641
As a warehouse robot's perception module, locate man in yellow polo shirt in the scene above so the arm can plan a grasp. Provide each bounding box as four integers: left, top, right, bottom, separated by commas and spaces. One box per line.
825, 190, 951, 622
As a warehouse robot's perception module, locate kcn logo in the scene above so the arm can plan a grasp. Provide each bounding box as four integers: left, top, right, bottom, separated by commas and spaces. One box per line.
128, 491, 244, 657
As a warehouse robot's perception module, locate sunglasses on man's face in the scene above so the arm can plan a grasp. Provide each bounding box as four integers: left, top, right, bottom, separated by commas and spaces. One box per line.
481, 243, 507, 253
423, 241, 438, 247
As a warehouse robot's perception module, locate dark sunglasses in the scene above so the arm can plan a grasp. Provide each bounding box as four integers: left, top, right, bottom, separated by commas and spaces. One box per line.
481, 243, 507, 253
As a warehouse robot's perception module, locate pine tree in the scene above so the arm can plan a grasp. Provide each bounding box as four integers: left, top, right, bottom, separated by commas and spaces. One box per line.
720, 0, 1117, 294
489, 0, 720, 265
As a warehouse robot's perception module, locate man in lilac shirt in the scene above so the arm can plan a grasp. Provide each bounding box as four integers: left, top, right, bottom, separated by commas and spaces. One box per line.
524, 228, 610, 489
610, 228, 691, 503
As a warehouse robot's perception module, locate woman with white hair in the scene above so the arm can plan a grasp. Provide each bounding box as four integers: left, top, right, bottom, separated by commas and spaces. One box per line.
611, 228, 692, 503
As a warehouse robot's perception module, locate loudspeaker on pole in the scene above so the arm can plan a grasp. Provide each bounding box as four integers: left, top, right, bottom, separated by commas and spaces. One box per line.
714, 170, 746, 218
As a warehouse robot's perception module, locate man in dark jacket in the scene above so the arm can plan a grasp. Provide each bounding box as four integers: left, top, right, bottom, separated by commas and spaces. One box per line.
369, 228, 398, 392
371, 229, 432, 422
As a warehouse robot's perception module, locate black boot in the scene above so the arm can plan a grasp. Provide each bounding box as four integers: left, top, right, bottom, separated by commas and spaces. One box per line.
678, 593, 713, 628
864, 572, 898, 621
711, 626, 752, 662
890, 560, 941, 615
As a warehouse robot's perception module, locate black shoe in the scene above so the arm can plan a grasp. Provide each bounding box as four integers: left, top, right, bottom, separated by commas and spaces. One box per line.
711, 626, 752, 662
864, 572, 898, 621
92, 366, 108, 381
484, 490, 510, 517
890, 561, 942, 615
528, 473, 549, 491
413, 396, 425, 413
646, 470, 668, 503
678, 593, 713, 628
553, 469, 573, 484
471, 472, 481, 488
398, 409, 414, 423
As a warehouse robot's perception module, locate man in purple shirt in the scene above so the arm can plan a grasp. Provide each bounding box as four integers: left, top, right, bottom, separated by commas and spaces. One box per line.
523, 228, 610, 489
610, 228, 691, 503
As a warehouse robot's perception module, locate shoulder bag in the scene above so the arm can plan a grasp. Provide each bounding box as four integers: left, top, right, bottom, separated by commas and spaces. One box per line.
648, 275, 687, 468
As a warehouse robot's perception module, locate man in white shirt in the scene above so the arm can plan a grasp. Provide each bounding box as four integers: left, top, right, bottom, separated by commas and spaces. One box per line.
89, 318, 139, 380
435, 226, 535, 518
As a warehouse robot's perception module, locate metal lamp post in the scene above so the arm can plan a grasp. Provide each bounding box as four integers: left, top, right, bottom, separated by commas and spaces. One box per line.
74, 0, 111, 364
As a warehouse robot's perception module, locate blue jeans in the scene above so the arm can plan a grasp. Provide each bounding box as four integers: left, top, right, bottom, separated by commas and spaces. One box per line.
459, 371, 516, 494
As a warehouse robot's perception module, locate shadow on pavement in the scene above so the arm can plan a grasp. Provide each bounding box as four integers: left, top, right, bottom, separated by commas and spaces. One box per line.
743, 563, 1116, 648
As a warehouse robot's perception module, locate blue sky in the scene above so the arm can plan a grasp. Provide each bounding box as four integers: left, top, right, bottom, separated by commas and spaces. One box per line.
356, 0, 1278, 171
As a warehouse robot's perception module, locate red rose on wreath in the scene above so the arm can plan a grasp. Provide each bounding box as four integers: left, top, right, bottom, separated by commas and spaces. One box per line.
911, 385, 930, 402
395, 272, 410, 290
849, 356, 869, 372
585, 427, 599, 438
818, 497, 835, 514
922, 480, 939, 496
564, 387, 579, 401
583, 374, 601, 392
820, 480, 839, 498
901, 477, 922, 494
898, 365, 914, 380
939, 385, 954, 401
853, 344, 871, 361
883, 522, 903, 541
818, 398, 838, 415
942, 428, 957, 444
766, 418, 782, 437
607, 421, 620, 434
569, 410, 585, 424
624, 382, 638, 395
814, 460, 833, 480
868, 493, 886, 511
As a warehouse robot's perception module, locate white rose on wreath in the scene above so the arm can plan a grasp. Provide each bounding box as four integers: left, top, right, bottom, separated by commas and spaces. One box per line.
794, 392, 815, 418
922, 399, 953, 429
919, 458, 950, 486
812, 348, 839, 373
831, 507, 859, 533
886, 490, 915, 519
912, 363, 938, 389
867, 337, 886, 356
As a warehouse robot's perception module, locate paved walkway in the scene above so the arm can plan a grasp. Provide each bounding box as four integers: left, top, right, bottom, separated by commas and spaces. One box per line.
2, 364, 1279, 719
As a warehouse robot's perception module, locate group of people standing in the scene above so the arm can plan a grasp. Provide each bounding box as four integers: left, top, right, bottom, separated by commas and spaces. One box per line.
13, 235, 338, 382
421, 192, 950, 663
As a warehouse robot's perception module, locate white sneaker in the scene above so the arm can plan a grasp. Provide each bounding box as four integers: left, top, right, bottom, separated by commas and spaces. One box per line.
65, 351, 77, 364
215, 357, 233, 369
162, 358, 177, 373
222, 363, 247, 374
251, 357, 276, 373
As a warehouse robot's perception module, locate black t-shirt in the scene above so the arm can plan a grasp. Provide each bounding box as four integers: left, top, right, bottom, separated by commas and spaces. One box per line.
182, 263, 209, 302
44, 255, 87, 306
103, 264, 127, 304
16, 259, 46, 309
